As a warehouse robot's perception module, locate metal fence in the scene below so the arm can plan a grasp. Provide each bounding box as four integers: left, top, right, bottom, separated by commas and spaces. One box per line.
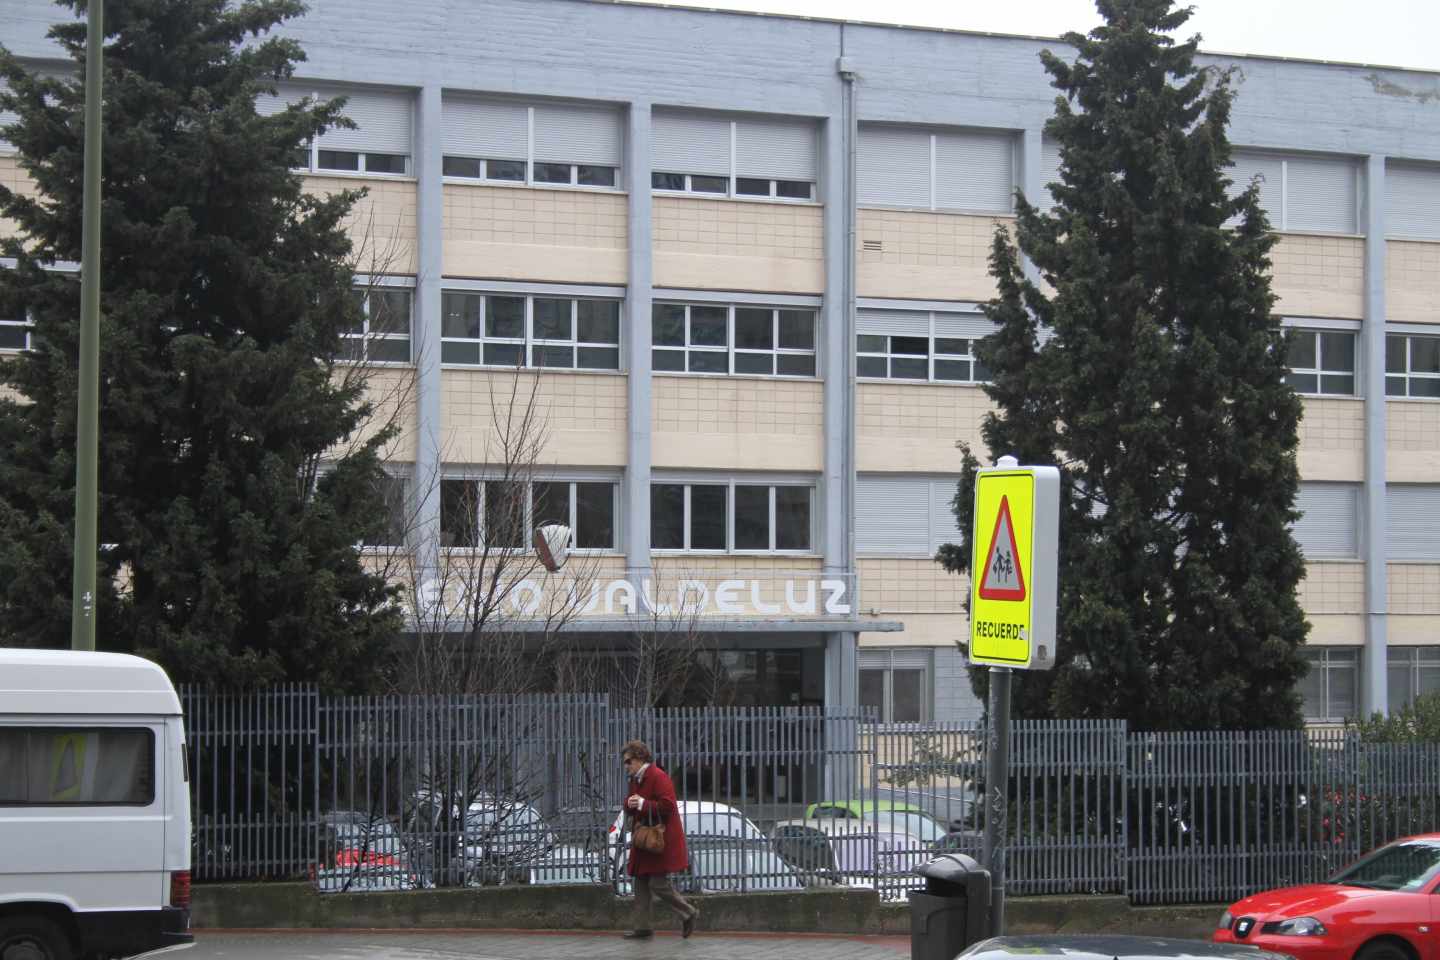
181, 687, 1440, 904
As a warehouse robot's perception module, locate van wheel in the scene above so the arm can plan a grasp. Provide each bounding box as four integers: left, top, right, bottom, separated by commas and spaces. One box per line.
0, 918, 73, 960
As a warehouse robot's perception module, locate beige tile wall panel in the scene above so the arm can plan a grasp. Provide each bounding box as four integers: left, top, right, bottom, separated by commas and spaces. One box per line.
651, 376, 823, 471
1390, 564, 1440, 616
859, 613, 965, 648
443, 185, 627, 283
1387, 402, 1440, 482
1268, 235, 1364, 319
0, 155, 39, 244
440, 370, 627, 467
1305, 616, 1365, 645
1297, 398, 1364, 481
1298, 561, 1365, 615
856, 210, 1008, 301
1390, 616, 1440, 645
651, 196, 823, 294
302, 175, 418, 275
858, 558, 966, 615
1386, 241, 1440, 325
857, 383, 992, 473
0, 381, 23, 404
332, 368, 418, 462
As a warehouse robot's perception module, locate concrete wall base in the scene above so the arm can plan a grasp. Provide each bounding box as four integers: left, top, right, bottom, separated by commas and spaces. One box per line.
193, 883, 1221, 939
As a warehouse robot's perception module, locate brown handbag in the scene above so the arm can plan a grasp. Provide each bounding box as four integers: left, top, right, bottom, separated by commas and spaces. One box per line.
633, 805, 666, 855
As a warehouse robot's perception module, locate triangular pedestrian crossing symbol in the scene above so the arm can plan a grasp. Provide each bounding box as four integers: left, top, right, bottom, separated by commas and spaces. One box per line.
978, 495, 1026, 601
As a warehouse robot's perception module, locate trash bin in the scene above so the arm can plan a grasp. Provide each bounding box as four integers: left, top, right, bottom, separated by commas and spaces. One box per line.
910, 853, 991, 960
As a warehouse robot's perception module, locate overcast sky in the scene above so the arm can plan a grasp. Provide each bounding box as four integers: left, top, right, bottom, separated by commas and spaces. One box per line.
677, 0, 1438, 72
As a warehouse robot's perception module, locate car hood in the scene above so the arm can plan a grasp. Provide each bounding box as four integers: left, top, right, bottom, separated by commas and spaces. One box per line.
1229, 883, 1389, 918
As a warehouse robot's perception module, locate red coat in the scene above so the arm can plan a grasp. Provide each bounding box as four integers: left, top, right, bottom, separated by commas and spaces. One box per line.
625, 764, 688, 875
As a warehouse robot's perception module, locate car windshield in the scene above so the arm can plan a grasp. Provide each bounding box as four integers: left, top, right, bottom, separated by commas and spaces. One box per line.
864, 810, 944, 843
688, 844, 804, 891
1331, 840, 1440, 892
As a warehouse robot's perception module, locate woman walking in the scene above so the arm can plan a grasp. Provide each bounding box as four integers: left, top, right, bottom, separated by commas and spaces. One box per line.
621, 740, 699, 940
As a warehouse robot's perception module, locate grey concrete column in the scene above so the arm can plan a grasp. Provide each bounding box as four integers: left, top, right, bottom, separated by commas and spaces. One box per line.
1018, 127, 1043, 289
1362, 153, 1389, 717
821, 107, 849, 576
412, 83, 444, 580
625, 101, 654, 579
824, 629, 860, 798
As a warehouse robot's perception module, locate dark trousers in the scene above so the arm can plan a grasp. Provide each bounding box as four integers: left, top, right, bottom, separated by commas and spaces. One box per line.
633, 872, 695, 930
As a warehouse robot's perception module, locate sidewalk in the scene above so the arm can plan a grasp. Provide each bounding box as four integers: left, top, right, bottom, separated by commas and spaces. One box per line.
191, 929, 912, 960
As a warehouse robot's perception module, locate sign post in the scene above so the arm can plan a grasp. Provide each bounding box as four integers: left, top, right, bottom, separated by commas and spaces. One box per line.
969, 455, 1058, 934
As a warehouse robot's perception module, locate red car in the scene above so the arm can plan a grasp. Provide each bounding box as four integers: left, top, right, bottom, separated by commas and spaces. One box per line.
1214, 834, 1440, 960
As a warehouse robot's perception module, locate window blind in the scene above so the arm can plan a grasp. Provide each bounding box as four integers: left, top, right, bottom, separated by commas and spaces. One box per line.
1385, 161, 1440, 240
934, 130, 1014, 214
734, 116, 817, 182
652, 109, 730, 176
1293, 482, 1360, 559
310, 84, 412, 155
533, 101, 623, 167
857, 124, 930, 209
1386, 484, 1440, 561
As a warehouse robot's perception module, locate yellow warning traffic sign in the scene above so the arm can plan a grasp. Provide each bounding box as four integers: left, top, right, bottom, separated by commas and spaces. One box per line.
969, 460, 1059, 670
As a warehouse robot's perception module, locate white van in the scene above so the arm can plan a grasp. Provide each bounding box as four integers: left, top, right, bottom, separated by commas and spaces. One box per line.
0, 650, 194, 960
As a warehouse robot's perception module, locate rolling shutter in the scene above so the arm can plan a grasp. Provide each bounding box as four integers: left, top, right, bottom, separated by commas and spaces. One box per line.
255, 81, 307, 117
856, 309, 929, 338
533, 101, 623, 167
933, 312, 996, 340
734, 116, 816, 182
857, 124, 930, 209
934, 130, 1014, 213
1293, 482, 1360, 559
929, 478, 964, 554
856, 475, 930, 555
1386, 484, 1440, 561
0, 80, 17, 151
1228, 150, 1284, 225
652, 109, 730, 176
1286, 156, 1357, 234
1037, 136, 1062, 210
443, 96, 528, 160
311, 84, 412, 155
1385, 161, 1440, 240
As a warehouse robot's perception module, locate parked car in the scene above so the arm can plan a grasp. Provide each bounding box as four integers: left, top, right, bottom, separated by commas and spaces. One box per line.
313, 811, 421, 893
1215, 833, 1440, 960
605, 801, 804, 894
963, 935, 1292, 960
770, 818, 928, 898
805, 798, 971, 849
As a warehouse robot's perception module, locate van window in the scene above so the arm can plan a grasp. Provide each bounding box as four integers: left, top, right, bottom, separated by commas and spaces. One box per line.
0, 727, 155, 805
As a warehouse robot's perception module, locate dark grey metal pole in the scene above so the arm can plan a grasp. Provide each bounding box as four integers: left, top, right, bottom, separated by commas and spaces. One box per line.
71, 0, 103, 651
982, 666, 1011, 934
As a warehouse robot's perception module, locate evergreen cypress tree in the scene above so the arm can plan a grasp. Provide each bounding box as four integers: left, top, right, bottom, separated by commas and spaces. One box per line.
0, 0, 403, 689
938, 0, 1309, 729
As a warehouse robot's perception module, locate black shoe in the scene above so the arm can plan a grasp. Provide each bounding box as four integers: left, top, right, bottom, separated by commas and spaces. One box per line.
682, 913, 698, 939
624, 930, 654, 940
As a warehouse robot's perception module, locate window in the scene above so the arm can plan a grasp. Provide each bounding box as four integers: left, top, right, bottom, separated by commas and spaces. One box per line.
652, 303, 816, 377
1385, 161, 1440, 241
857, 335, 988, 382
441, 97, 622, 191
1300, 647, 1359, 723
1285, 329, 1355, 396
1292, 482, 1360, 559
344, 288, 412, 363
855, 475, 963, 556
441, 291, 621, 370
1388, 648, 1440, 713
1386, 334, 1440, 399
857, 124, 1015, 213
1386, 484, 1440, 561
650, 481, 812, 553
362, 475, 409, 548
1227, 151, 1359, 234
651, 110, 817, 201
858, 649, 931, 723
0, 727, 154, 805
258, 83, 413, 176
0, 304, 31, 352
855, 309, 995, 383
440, 478, 616, 550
